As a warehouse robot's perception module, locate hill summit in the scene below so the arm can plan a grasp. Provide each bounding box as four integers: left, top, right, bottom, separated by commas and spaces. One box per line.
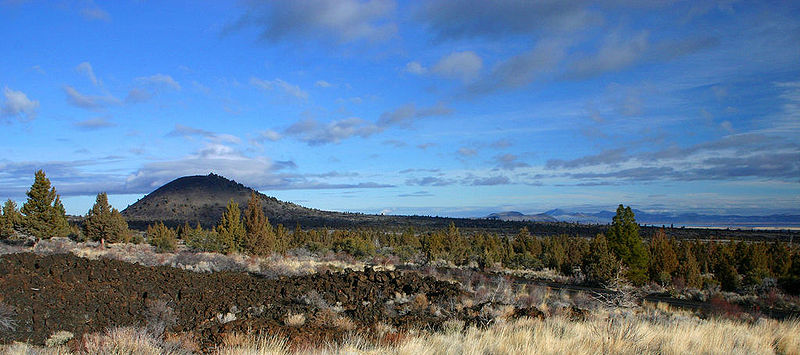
121, 173, 317, 227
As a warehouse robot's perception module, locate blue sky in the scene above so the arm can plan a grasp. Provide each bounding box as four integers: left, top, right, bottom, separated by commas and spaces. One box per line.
1, 0, 799, 217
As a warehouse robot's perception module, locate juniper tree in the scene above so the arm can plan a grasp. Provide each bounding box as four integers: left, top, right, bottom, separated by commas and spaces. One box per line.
21, 170, 69, 239
0, 199, 22, 239
583, 234, 621, 285
649, 229, 678, 285
243, 191, 276, 256
216, 199, 245, 254
84, 192, 130, 243
607, 205, 649, 285
676, 242, 702, 288
147, 222, 177, 253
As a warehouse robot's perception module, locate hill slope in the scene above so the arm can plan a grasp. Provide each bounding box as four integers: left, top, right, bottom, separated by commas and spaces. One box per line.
122, 174, 332, 227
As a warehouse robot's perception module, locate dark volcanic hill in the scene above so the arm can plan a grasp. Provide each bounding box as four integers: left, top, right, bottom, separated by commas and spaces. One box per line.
122, 174, 339, 228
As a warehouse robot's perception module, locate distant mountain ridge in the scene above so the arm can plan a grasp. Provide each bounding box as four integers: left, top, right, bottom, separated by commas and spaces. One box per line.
487, 209, 800, 227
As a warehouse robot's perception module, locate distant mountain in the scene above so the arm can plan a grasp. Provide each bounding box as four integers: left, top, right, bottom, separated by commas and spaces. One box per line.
485, 208, 800, 227
486, 211, 558, 222
539, 208, 800, 227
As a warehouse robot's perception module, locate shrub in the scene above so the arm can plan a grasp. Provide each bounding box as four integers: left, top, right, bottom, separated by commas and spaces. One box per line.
0, 302, 16, 332
147, 222, 177, 253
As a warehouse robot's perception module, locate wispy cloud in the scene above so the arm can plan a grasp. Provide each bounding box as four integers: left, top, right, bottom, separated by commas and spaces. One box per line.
63, 86, 119, 110
432, 51, 483, 82
136, 74, 181, 90
1, 87, 39, 121
166, 124, 241, 144
81, 6, 111, 22
251, 77, 308, 100
282, 102, 451, 145
74, 116, 116, 130
228, 0, 397, 44
76, 62, 101, 86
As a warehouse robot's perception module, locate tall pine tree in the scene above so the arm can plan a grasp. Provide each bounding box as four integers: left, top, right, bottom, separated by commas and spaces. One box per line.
607, 205, 649, 285
21, 170, 69, 239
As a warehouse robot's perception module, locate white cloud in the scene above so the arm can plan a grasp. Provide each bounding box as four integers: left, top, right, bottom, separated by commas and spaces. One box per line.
1, 87, 39, 121
136, 74, 181, 90
405, 61, 427, 75
315, 80, 333, 88
81, 7, 111, 22
251, 77, 309, 100
457, 147, 477, 156
230, 0, 397, 44
470, 38, 568, 93
262, 130, 282, 142
74, 116, 116, 130
432, 51, 482, 82
166, 124, 241, 144
63, 86, 119, 110
76, 62, 100, 86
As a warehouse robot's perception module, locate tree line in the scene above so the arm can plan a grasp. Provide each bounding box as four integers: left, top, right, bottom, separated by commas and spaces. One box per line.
2, 171, 798, 294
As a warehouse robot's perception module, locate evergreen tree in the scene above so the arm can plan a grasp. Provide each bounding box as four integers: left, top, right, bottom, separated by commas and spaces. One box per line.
676, 242, 702, 288
716, 256, 741, 291
583, 234, 621, 285
607, 204, 649, 285
84, 192, 130, 243
741, 242, 770, 286
243, 191, 276, 256
21, 170, 69, 239
420, 231, 445, 262
768, 242, 792, 278
649, 229, 678, 285
216, 199, 245, 254
274, 223, 289, 253
147, 222, 177, 253
1, 199, 22, 239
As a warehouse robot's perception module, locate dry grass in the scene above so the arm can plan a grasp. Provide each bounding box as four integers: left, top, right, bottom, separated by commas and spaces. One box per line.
6, 310, 798, 354
21, 237, 369, 278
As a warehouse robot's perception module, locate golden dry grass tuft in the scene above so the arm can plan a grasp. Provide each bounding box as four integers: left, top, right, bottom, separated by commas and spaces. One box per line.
4, 313, 799, 354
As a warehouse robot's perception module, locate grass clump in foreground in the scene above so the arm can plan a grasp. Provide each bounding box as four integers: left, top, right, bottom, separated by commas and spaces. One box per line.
4, 308, 799, 355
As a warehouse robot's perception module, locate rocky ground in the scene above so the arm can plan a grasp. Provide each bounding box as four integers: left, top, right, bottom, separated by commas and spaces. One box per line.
0, 252, 476, 350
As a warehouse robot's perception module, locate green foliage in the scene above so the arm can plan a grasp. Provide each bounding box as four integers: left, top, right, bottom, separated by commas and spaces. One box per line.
333, 235, 375, 258
216, 199, 245, 254
583, 234, 621, 285
676, 242, 702, 288
768, 242, 792, 278
184, 223, 226, 253
649, 229, 678, 285
147, 222, 177, 253
0, 199, 22, 239
84, 192, 130, 243
20, 170, 69, 239
511, 227, 542, 267
607, 205, 649, 285
420, 231, 446, 262
741, 242, 770, 286
243, 192, 276, 256
716, 256, 741, 292
542, 235, 566, 271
